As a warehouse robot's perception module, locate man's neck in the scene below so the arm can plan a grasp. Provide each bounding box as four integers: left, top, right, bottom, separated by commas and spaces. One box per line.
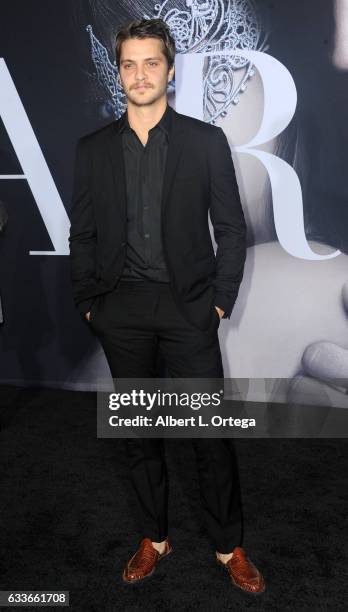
126, 97, 168, 135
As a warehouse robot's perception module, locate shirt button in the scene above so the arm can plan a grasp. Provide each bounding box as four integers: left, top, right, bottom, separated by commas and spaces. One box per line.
143, 205, 149, 210
144, 233, 150, 239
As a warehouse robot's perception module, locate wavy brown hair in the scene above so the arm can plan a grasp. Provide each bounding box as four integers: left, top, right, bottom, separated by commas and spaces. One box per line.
115, 18, 176, 72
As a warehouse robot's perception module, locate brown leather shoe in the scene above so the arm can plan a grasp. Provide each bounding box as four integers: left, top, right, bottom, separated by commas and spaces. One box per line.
122, 538, 172, 584
216, 547, 265, 595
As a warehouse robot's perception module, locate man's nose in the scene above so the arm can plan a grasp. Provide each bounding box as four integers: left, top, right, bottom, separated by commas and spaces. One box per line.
135, 66, 147, 80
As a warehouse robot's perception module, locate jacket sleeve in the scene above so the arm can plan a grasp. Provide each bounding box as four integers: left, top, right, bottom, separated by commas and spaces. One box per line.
68, 137, 97, 317
209, 127, 247, 319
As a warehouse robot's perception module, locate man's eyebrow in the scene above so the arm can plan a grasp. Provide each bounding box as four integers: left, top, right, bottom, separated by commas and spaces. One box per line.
120, 56, 163, 63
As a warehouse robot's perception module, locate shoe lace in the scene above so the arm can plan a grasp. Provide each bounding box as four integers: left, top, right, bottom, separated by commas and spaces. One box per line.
229, 549, 255, 579
130, 543, 158, 571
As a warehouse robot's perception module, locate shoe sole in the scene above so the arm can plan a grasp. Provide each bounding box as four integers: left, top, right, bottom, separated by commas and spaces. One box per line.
122, 546, 173, 585
216, 558, 266, 596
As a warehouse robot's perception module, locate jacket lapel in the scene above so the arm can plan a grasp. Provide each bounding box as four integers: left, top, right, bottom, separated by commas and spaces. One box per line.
106, 123, 127, 222
161, 112, 186, 214
106, 108, 186, 220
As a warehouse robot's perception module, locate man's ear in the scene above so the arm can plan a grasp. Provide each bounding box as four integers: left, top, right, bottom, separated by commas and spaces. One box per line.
168, 65, 175, 83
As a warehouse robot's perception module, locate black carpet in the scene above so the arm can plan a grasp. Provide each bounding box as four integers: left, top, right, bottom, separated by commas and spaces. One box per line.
0, 385, 347, 611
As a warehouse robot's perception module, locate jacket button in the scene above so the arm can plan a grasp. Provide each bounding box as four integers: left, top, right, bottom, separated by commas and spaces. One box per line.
121, 242, 126, 247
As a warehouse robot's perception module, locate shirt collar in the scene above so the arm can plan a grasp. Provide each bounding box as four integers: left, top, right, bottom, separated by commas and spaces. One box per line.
118, 103, 172, 137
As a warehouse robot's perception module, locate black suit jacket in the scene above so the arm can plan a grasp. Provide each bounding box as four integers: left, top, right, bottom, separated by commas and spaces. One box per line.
69, 106, 247, 331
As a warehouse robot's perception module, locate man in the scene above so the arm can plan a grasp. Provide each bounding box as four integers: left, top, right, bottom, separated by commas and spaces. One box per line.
69, 18, 265, 595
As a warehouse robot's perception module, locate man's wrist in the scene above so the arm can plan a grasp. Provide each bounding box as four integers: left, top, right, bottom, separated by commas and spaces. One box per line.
213, 290, 238, 320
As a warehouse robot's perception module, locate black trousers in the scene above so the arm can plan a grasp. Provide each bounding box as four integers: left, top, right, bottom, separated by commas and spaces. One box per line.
91, 280, 243, 553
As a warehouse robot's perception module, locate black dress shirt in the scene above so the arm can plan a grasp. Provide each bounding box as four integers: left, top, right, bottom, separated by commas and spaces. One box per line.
119, 104, 172, 282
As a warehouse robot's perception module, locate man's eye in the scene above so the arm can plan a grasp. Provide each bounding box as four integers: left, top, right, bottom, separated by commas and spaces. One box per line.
124, 64, 132, 69
148, 62, 158, 67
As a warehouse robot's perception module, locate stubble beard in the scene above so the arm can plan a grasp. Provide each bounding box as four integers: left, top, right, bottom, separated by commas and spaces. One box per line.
124, 81, 168, 108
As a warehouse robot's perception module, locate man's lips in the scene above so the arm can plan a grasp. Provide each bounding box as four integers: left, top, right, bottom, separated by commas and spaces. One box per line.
134, 84, 151, 89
